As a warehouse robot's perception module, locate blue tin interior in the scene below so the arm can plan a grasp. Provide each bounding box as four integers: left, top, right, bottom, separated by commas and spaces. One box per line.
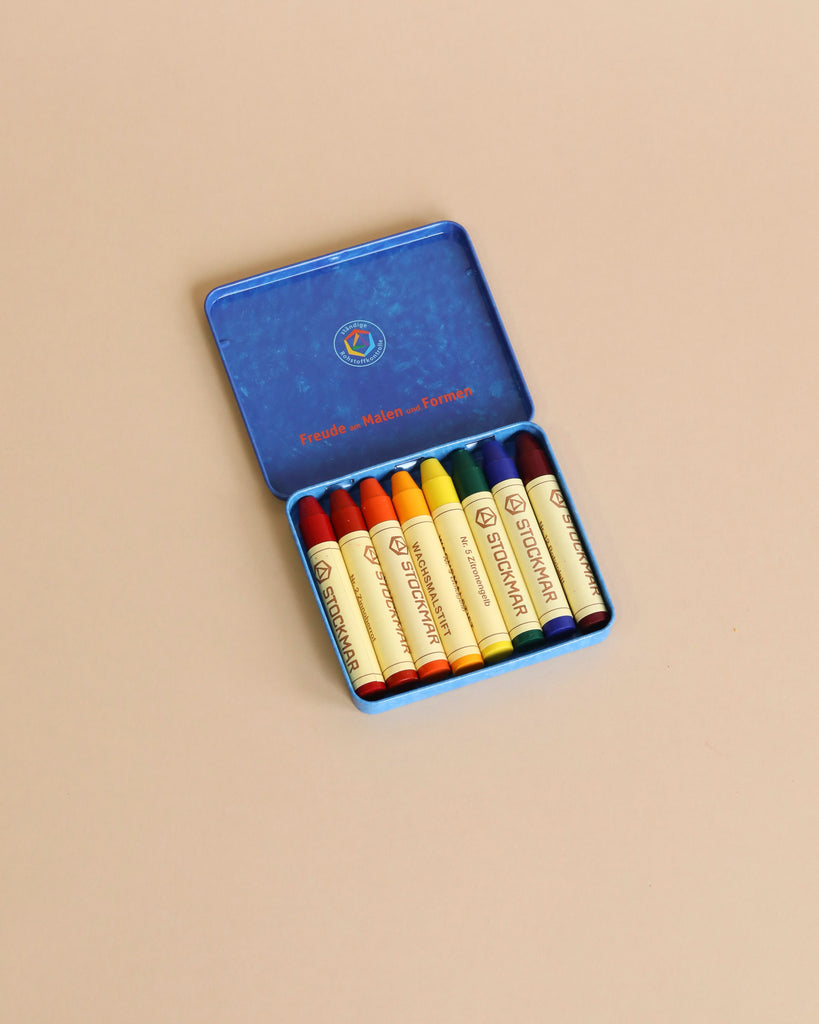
205, 221, 533, 498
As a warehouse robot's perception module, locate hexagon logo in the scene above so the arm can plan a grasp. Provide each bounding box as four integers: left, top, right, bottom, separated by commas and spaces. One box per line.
389, 536, 408, 556
313, 560, 332, 583
333, 319, 386, 367
344, 328, 375, 358
474, 507, 497, 529
504, 494, 527, 515
549, 489, 566, 508
363, 545, 379, 565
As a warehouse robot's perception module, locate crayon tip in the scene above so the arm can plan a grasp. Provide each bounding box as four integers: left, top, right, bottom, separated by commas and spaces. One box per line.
359, 476, 387, 501
481, 439, 518, 488
515, 432, 553, 484
420, 458, 459, 509
297, 495, 323, 521
449, 448, 489, 500
329, 488, 356, 513
359, 476, 397, 529
298, 495, 335, 548
390, 470, 417, 496
390, 471, 430, 523
419, 458, 447, 485
328, 488, 365, 536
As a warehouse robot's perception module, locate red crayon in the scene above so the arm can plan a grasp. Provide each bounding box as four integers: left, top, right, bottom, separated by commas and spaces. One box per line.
515, 433, 609, 632
298, 497, 385, 698
329, 489, 419, 690
359, 478, 451, 684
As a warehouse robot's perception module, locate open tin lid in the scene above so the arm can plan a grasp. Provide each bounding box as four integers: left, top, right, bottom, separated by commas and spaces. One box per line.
205, 221, 533, 498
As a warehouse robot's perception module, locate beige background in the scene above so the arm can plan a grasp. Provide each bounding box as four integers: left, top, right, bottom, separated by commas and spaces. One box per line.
2, 1, 818, 1020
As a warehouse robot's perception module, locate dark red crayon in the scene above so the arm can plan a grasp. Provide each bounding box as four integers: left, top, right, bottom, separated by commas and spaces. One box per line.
515, 433, 610, 632
298, 495, 334, 548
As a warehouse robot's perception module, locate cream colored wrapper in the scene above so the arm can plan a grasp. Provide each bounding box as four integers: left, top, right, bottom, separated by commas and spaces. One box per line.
524, 475, 607, 623
489, 478, 573, 626
460, 491, 541, 640
429, 502, 510, 653
336, 529, 415, 680
368, 519, 447, 672
306, 540, 384, 692
400, 513, 481, 666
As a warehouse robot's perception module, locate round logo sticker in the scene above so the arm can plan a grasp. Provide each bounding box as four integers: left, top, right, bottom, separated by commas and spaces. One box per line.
333, 319, 386, 367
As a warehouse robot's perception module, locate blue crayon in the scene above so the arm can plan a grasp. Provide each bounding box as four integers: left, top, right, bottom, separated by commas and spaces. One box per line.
482, 439, 575, 643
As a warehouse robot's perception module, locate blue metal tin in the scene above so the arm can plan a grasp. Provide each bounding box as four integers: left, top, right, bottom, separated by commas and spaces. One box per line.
205, 221, 612, 712
205, 222, 533, 498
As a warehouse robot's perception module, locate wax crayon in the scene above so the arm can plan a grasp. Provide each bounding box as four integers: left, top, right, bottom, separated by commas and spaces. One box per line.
449, 449, 544, 653
390, 471, 483, 675
329, 489, 419, 690
297, 497, 385, 698
515, 433, 609, 631
420, 458, 513, 664
359, 477, 451, 684
481, 439, 575, 643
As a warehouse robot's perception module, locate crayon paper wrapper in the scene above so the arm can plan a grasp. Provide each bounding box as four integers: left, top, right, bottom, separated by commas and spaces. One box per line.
337, 529, 416, 680
460, 491, 542, 640
525, 476, 607, 622
401, 514, 481, 665
306, 540, 383, 691
369, 519, 447, 671
490, 478, 572, 626
430, 503, 510, 653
